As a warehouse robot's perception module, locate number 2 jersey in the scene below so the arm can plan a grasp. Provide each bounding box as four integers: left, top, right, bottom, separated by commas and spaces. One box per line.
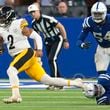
0, 18, 31, 57
77, 14, 110, 48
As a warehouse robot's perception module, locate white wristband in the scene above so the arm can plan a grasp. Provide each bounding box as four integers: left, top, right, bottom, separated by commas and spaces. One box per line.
81, 43, 85, 48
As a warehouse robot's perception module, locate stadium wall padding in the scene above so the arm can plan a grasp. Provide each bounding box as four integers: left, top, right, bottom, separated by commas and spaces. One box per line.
0, 17, 99, 79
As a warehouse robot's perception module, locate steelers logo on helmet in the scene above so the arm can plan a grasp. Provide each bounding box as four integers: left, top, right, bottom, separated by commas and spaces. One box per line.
91, 2, 107, 23
0, 6, 16, 27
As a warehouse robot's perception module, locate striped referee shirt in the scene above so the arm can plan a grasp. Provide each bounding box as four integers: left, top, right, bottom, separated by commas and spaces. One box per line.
32, 14, 61, 40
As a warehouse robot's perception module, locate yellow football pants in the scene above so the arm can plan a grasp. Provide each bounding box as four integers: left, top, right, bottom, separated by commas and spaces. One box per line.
10, 48, 45, 81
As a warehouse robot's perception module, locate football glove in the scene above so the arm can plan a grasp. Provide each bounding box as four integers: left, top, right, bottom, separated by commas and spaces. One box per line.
80, 42, 91, 49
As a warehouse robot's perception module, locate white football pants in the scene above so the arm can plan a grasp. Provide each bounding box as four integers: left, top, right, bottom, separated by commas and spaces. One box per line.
95, 45, 110, 71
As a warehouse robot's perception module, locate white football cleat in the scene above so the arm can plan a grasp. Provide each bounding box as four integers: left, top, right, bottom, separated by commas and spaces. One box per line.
73, 78, 84, 88
3, 96, 22, 104
46, 85, 63, 91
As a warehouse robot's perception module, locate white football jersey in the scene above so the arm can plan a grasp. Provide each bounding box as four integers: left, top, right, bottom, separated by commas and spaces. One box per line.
0, 18, 31, 57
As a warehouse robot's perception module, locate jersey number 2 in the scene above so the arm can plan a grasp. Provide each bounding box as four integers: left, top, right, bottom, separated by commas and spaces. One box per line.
8, 35, 15, 49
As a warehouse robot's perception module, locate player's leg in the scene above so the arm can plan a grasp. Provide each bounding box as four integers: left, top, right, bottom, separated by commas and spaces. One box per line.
26, 61, 84, 88
40, 74, 83, 88
3, 66, 22, 103
3, 48, 35, 103
95, 46, 109, 75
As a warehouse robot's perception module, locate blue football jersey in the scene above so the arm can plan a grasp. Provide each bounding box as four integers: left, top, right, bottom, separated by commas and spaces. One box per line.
77, 14, 110, 48
96, 74, 110, 105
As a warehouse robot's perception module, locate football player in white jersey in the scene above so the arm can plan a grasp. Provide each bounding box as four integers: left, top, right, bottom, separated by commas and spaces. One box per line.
0, 6, 84, 104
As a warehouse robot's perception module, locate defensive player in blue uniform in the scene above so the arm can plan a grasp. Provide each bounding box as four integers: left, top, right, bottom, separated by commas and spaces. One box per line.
77, 2, 110, 105
77, 2, 110, 75
83, 73, 110, 105
96, 73, 110, 105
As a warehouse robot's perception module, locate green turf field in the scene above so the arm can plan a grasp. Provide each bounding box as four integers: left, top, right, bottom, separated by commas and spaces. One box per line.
0, 89, 110, 110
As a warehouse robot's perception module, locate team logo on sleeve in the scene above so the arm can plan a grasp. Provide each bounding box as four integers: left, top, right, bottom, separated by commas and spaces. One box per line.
20, 20, 28, 29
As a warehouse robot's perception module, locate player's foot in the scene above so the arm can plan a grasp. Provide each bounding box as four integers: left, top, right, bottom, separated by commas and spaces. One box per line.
54, 86, 64, 90
3, 96, 22, 104
46, 85, 55, 90
73, 78, 84, 88
46, 85, 63, 90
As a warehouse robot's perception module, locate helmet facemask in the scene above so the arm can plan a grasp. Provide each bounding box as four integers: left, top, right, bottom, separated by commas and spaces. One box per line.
92, 12, 106, 23
0, 6, 16, 27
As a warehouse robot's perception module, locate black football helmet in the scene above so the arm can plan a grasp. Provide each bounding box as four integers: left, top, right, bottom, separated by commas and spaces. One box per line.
0, 6, 16, 27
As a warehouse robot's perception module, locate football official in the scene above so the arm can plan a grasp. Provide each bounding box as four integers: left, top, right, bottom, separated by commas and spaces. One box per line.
28, 3, 69, 90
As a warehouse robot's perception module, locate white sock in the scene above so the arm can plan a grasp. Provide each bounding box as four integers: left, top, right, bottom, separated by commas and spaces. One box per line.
40, 74, 83, 88
12, 88, 21, 98
7, 66, 21, 97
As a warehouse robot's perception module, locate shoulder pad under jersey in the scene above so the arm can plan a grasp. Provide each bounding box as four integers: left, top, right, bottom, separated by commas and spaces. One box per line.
82, 17, 91, 29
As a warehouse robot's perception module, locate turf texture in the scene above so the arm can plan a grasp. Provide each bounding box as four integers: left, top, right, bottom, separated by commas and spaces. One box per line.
0, 89, 110, 110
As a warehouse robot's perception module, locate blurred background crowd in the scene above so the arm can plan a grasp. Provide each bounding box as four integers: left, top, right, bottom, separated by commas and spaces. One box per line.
0, 0, 110, 18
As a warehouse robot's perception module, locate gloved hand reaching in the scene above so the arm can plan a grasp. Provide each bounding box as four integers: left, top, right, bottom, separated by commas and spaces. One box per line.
80, 42, 91, 49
